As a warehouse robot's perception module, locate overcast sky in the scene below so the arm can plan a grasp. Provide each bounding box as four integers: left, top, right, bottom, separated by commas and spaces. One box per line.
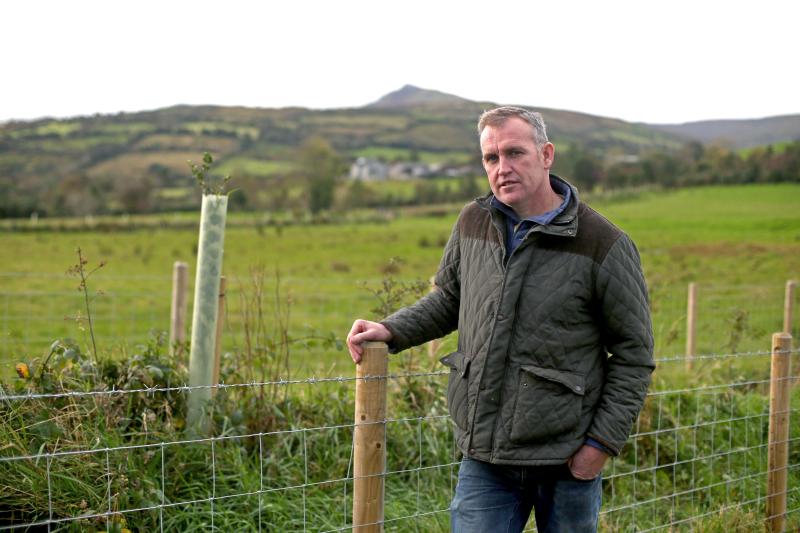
3, 0, 798, 124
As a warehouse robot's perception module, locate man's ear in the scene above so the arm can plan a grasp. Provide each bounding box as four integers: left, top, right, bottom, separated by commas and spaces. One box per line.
541, 142, 555, 168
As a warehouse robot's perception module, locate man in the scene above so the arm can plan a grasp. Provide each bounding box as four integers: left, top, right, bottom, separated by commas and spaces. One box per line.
346, 107, 654, 532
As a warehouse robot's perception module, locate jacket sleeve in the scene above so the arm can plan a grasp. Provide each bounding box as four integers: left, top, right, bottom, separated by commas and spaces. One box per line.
587, 233, 655, 455
380, 221, 461, 353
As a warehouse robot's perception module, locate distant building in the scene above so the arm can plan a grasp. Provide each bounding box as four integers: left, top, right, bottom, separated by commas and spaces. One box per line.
388, 162, 434, 179
444, 165, 474, 177
349, 157, 478, 181
349, 157, 389, 181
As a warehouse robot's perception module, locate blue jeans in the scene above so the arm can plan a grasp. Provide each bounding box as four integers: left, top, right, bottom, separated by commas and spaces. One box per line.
450, 457, 602, 533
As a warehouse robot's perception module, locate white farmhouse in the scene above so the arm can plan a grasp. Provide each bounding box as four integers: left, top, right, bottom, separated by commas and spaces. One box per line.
349, 157, 389, 181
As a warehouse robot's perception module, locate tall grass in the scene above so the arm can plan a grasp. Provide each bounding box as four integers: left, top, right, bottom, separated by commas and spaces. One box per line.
2, 269, 799, 531
4, 341, 798, 530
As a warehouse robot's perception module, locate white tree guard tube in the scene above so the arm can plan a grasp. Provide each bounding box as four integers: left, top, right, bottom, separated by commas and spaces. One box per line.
187, 194, 228, 433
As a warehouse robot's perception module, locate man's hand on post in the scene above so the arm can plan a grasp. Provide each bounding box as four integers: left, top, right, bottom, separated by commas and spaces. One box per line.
567, 444, 609, 481
346, 320, 393, 364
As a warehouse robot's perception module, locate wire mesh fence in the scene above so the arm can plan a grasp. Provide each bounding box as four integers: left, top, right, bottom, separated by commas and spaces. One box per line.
599, 349, 799, 532
1, 344, 798, 532
0, 272, 798, 531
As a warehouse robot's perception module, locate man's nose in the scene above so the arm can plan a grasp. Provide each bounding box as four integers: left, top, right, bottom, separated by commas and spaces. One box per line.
498, 155, 512, 175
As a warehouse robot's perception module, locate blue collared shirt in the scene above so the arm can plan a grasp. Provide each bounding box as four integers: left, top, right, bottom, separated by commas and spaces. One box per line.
490, 177, 572, 258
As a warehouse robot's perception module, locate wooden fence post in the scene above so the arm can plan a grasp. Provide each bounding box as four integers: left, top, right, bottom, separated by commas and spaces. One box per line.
686, 282, 697, 370
211, 276, 226, 397
785, 281, 798, 388
766, 332, 793, 533
785, 280, 796, 335
169, 261, 188, 356
353, 342, 388, 532
428, 276, 441, 359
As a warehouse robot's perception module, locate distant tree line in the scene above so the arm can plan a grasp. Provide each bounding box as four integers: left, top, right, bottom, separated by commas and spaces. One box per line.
1, 139, 798, 219
558, 141, 800, 192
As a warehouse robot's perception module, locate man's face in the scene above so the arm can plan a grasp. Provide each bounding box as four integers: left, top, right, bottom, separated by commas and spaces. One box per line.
480, 117, 555, 218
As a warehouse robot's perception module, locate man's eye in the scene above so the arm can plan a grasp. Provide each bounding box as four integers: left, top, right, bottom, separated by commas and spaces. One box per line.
485, 155, 498, 163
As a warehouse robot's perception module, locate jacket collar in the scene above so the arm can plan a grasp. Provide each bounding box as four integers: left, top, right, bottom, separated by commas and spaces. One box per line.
475, 174, 580, 238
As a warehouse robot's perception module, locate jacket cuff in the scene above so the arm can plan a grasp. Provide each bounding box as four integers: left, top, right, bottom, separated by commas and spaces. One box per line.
586, 433, 621, 456
379, 321, 404, 354
585, 437, 615, 456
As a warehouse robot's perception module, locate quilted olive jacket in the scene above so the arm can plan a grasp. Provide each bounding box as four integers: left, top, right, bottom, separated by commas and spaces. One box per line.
382, 176, 654, 465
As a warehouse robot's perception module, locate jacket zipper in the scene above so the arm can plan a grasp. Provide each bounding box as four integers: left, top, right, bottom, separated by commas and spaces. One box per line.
470, 198, 577, 458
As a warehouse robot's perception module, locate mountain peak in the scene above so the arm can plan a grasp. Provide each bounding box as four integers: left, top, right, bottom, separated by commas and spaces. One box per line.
366, 85, 471, 108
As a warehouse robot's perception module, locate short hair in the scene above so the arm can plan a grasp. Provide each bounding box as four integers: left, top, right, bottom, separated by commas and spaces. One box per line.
477, 106, 549, 147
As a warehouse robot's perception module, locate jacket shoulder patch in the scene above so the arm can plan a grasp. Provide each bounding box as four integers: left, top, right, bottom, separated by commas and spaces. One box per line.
458, 202, 499, 244
539, 203, 622, 263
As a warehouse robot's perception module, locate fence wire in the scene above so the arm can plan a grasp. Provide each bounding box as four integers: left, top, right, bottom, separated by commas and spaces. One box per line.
2, 276, 797, 377
0, 275, 797, 531
1, 348, 798, 532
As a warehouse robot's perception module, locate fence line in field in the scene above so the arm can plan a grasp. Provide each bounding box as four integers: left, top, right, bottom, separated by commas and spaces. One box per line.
0, 413, 458, 532
1, 342, 797, 532
0, 271, 797, 530
1, 274, 797, 379
0, 347, 788, 404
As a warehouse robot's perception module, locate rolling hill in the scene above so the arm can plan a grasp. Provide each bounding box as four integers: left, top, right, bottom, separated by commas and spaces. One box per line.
1, 85, 797, 217
648, 114, 800, 148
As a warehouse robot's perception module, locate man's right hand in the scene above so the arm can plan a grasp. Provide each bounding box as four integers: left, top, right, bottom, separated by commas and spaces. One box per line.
346, 320, 393, 363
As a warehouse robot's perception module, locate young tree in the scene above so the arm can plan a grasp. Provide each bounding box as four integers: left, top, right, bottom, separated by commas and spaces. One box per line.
51, 173, 103, 215
458, 173, 481, 200
345, 177, 377, 208
296, 136, 345, 214
114, 174, 154, 213
572, 153, 604, 190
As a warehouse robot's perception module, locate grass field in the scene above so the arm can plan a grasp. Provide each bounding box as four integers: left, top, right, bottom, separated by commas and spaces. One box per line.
351, 146, 475, 165
0, 183, 798, 378
215, 157, 296, 177
1, 183, 799, 531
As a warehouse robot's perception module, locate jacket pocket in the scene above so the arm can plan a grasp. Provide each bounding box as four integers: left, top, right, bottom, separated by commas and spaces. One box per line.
510, 364, 585, 444
440, 351, 471, 431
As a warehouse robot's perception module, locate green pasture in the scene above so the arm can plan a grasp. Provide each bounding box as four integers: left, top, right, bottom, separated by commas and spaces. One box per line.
30, 135, 133, 154
301, 113, 409, 129
595, 129, 663, 147
0, 121, 158, 140
133, 133, 241, 154
215, 157, 296, 177
86, 151, 204, 180
12, 121, 82, 138
739, 140, 795, 157
343, 176, 484, 203
182, 122, 259, 140
1, 183, 799, 531
0, 183, 798, 380
351, 146, 475, 165
84, 122, 158, 137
